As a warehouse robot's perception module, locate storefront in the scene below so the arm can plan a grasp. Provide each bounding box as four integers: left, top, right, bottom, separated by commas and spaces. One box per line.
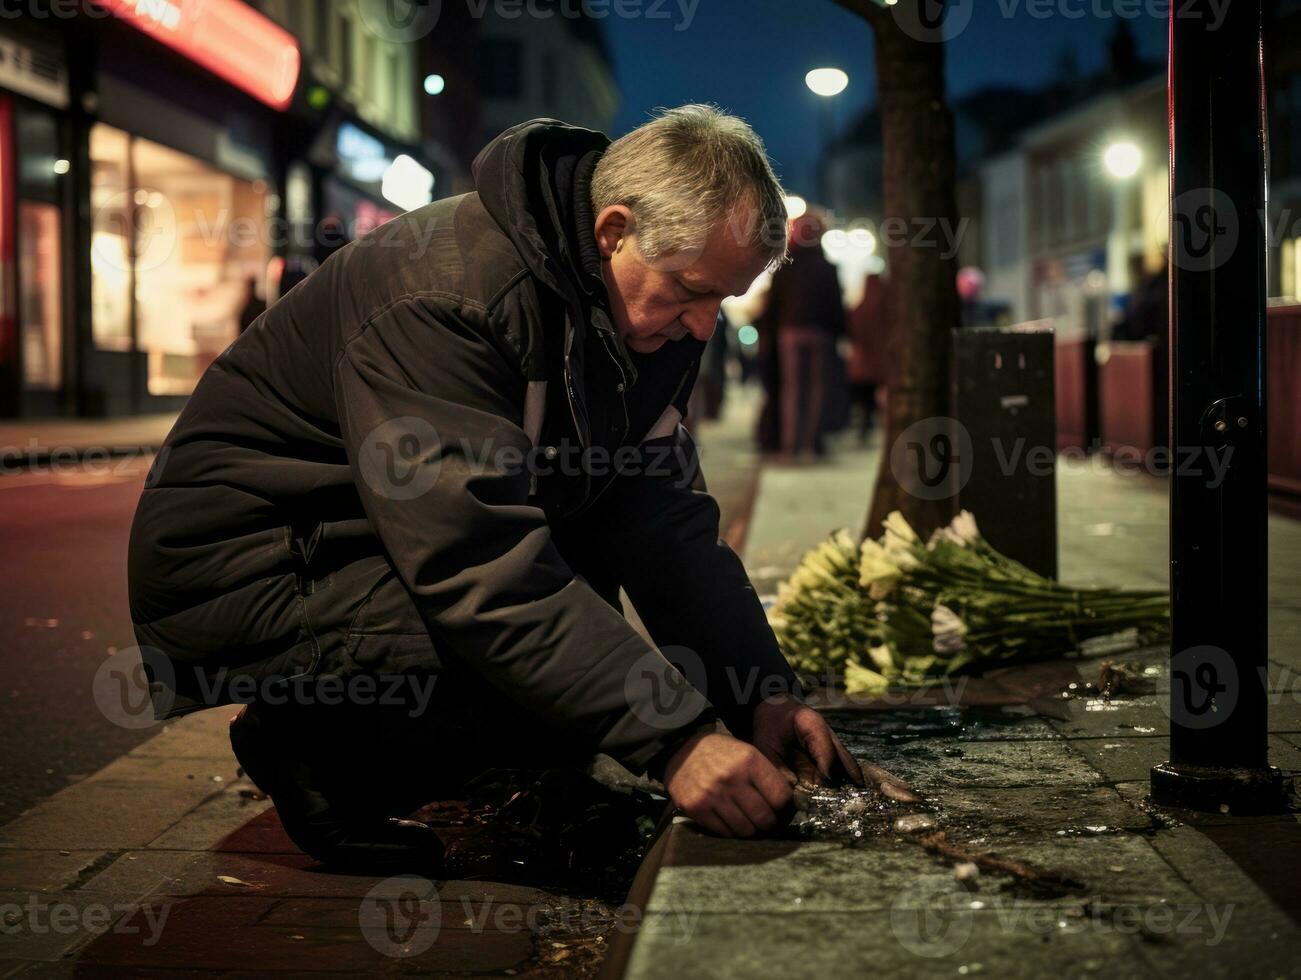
0, 25, 76, 418
276, 112, 435, 284
0, 1, 300, 418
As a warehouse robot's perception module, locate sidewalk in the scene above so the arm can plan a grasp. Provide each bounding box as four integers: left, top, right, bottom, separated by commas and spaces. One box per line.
616, 439, 1301, 979
0, 416, 178, 468
1, 427, 1297, 977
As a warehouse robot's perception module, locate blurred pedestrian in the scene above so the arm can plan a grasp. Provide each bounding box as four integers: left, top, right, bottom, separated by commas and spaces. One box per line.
760, 212, 846, 459
847, 272, 889, 443
237, 276, 267, 334
753, 281, 782, 452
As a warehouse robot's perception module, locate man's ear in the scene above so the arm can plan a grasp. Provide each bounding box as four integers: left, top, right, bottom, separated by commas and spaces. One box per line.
594, 205, 633, 259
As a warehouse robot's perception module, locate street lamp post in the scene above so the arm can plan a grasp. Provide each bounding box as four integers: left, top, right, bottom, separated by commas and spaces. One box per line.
1151, 0, 1285, 813
1103, 140, 1141, 327
806, 67, 848, 202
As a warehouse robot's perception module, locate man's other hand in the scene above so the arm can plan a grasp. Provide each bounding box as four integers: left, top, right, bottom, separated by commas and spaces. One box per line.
662, 730, 793, 837
751, 695, 866, 789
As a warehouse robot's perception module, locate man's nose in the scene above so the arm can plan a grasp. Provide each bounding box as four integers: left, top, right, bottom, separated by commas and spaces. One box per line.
682, 301, 722, 341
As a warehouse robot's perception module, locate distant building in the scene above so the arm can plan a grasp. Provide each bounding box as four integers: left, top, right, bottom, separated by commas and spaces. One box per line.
474, 0, 620, 149
0, 1, 308, 417
1015, 74, 1167, 337
260, 0, 445, 261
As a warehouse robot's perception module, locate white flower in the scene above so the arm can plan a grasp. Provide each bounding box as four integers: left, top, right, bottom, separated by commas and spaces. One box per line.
859, 538, 903, 598
831, 528, 857, 554
866, 643, 895, 672
951, 510, 980, 544
931, 603, 969, 653
845, 660, 890, 696
880, 511, 920, 569
927, 510, 982, 550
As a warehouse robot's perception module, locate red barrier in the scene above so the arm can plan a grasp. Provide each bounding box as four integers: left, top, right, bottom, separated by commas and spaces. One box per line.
1099, 341, 1162, 456
1055, 337, 1096, 451
1267, 305, 1301, 499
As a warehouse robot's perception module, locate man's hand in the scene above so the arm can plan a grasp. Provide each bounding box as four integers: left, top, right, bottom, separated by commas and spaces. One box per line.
751, 695, 866, 789
751, 696, 920, 802
661, 730, 793, 838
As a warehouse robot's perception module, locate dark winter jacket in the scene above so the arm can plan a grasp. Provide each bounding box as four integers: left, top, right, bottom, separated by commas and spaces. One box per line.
127, 119, 799, 774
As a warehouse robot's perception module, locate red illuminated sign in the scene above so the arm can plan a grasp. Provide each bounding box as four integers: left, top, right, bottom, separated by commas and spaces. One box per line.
98, 0, 300, 111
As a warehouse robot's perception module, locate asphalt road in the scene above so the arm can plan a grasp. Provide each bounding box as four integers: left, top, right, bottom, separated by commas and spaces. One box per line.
0, 457, 159, 821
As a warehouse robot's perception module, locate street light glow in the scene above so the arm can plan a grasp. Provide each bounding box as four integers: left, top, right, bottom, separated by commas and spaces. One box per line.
784, 195, 808, 220
848, 227, 876, 253
1103, 141, 1142, 179
805, 67, 848, 98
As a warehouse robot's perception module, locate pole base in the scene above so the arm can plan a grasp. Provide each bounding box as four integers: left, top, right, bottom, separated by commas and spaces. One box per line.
1150, 762, 1288, 815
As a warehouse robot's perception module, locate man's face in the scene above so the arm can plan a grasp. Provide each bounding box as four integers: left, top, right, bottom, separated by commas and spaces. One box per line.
595, 207, 770, 355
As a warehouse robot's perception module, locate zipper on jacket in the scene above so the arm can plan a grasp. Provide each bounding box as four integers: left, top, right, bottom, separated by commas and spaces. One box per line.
561, 346, 592, 515
598, 330, 631, 442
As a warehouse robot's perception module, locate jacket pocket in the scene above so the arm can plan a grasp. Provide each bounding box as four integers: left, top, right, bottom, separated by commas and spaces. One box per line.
343, 563, 440, 675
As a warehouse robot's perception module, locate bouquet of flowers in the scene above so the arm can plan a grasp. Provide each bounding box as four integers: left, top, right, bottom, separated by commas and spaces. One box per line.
767, 510, 1170, 695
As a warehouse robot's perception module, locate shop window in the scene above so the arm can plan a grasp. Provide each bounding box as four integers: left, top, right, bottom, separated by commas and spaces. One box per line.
88, 123, 269, 397
314, 1, 333, 62
131, 137, 267, 395
16, 109, 60, 194
89, 124, 132, 352
18, 202, 61, 390
339, 12, 353, 87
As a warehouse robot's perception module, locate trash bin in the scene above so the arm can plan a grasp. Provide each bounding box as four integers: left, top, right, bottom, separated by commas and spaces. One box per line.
952, 326, 1058, 579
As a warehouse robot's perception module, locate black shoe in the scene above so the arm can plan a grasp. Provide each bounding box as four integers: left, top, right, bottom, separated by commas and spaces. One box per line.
229, 703, 444, 874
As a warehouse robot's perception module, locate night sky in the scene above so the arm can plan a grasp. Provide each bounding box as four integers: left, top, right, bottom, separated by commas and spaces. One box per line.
603, 0, 1168, 198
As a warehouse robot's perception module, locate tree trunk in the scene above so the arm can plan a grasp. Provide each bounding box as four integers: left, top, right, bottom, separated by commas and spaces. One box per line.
836, 0, 963, 541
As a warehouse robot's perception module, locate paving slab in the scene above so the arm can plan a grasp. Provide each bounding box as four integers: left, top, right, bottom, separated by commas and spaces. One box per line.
1069, 735, 1169, 783
623, 907, 1152, 980
838, 733, 1105, 792
0, 889, 143, 962
0, 850, 112, 893
145, 776, 278, 852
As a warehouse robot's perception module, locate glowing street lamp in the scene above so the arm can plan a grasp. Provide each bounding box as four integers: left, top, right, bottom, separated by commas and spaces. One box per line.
806, 69, 848, 200
1103, 141, 1142, 179
1103, 140, 1143, 316
805, 67, 849, 98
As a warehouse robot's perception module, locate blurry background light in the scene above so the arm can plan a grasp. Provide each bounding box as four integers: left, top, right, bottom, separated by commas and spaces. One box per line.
423, 74, 445, 96
52, 159, 70, 175
382, 154, 435, 211
1103, 141, 1142, 179
823, 228, 849, 252
847, 227, 876, 253
306, 85, 331, 110
784, 194, 807, 220
805, 67, 849, 98
737, 325, 759, 347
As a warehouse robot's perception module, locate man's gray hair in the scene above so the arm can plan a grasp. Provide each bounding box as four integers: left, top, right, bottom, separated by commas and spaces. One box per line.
592, 104, 789, 271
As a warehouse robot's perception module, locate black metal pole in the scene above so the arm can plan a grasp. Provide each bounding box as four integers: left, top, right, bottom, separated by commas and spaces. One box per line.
1150, 0, 1284, 813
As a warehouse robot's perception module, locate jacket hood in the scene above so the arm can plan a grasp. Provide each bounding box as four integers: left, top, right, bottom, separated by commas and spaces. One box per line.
472, 118, 611, 312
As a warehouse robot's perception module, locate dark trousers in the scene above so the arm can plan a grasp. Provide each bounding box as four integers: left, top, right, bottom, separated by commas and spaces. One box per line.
244, 548, 609, 820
